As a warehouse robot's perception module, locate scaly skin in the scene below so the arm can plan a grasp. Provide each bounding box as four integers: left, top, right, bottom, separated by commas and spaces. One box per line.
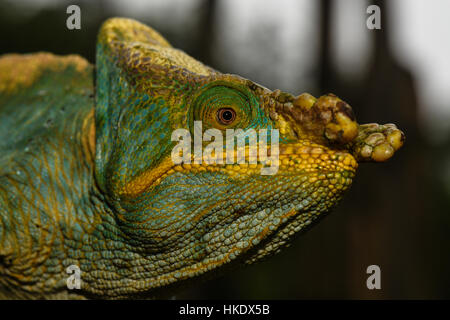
0, 18, 404, 299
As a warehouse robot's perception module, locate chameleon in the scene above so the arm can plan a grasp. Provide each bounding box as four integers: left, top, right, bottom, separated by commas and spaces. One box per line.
0, 18, 404, 299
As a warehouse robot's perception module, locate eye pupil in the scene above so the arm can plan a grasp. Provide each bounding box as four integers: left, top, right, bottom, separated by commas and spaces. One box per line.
217, 108, 236, 125
222, 110, 233, 120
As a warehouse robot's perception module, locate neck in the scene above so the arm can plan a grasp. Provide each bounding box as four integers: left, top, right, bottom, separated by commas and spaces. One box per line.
0, 106, 120, 298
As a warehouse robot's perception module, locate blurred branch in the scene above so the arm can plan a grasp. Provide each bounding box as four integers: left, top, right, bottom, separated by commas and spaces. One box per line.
195, 0, 217, 66
318, 0, 334, 93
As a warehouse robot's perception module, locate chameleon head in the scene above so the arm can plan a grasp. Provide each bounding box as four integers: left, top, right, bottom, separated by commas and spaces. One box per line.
93, 18, 404, 294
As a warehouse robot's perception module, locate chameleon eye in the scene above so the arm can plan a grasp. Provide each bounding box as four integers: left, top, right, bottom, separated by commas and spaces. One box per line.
191, 83, 262, 131
217, 108, 236, 125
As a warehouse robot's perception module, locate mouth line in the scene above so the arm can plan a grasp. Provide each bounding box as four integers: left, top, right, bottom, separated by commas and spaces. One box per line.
120, 142, 358, 198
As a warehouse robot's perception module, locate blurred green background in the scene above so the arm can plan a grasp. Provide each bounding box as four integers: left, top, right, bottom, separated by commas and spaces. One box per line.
0, 0, 449, 299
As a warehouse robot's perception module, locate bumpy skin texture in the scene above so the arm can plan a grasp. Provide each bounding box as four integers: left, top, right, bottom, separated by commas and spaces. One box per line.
0, 18, 404, 299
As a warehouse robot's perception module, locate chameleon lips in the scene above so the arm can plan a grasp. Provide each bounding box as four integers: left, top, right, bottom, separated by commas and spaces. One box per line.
278, 142, 357, 169
120, 155, 176, 197
120, 138, 360, 198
